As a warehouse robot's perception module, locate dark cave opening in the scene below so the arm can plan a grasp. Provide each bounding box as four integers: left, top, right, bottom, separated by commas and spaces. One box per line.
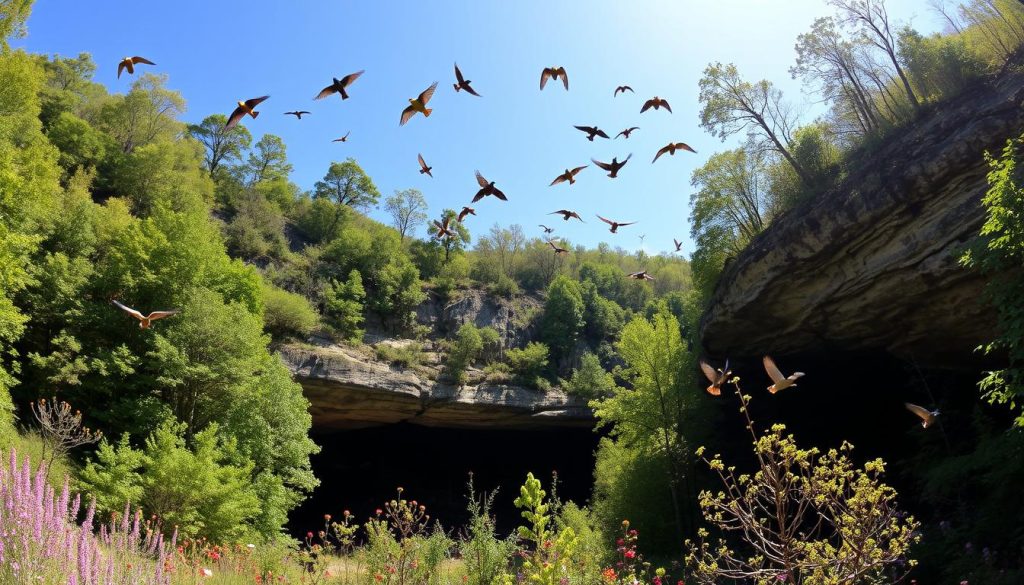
288, 424, 601, 539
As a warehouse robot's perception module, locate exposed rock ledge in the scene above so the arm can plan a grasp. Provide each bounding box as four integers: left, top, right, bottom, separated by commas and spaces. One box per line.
700, 70, 1024, 367
280, 344, 594, 431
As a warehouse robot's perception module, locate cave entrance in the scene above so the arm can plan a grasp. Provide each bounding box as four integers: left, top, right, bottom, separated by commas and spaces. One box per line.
288, 424, 600, 538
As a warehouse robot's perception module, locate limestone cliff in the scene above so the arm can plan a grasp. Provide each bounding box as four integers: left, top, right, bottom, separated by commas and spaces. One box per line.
700, 70, 1024, 367
281, 344, 593, 430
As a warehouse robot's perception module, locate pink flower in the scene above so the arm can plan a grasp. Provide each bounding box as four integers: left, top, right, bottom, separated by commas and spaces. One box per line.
625, 550, 636, 559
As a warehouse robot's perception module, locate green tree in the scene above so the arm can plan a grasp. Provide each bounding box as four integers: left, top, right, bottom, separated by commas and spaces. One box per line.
961, 133, 1024, 425
591, 310, 695, 542
507, 342, 550, 387
385, 188, 428, 242
324, 269, 366, 342
242, 133, 291, 185
540, 275, 585, 363
313, 158, 380, 210
98, 73, 185, 154
0, 0, 33, 49
187, 113, 252, 175
699, 62, 809, 184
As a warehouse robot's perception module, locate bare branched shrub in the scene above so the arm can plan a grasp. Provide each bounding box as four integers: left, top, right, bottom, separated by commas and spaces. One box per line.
31, 396, 101, 472
685, 382, 919, 584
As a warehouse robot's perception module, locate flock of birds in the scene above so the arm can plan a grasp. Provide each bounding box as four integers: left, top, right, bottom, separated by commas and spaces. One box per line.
700, 356, 940, 429
113, 56, 937, 429
117, 53, 689, 282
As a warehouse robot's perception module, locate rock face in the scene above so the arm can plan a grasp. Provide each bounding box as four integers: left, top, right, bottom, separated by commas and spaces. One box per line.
280, 344, 593, 431
415, 288, 542, 349
700, 71, 1024, 367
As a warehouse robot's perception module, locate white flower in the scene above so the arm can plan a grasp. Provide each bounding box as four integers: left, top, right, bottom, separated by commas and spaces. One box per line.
201, 568, 213, 577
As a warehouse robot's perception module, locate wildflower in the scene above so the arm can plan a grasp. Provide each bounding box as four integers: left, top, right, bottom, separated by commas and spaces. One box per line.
201, 568, 213, 577
325, 513, 332, 521
616, 538, 624, 546
306, 531, 314, 539
625, 550, 636, 559
602, 568, 618, 583
376, 508, 383, 515
374, 574, 383, 582
622, 520, 630, 527
247, 543, 256, 550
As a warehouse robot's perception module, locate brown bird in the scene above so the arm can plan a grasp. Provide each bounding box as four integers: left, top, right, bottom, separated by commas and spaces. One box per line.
592, 154, 632, 178
400, 82, 439, 126
111, 300, 179, 329
905, 403, 940, 429
457, 206, 476, 222
613, 85, 634, 96
548, 240, 570, 255
549, 209, 584, 222
574, 125, 610, 142
700, 359, 731, 396
332, 131, 351, 143
315, 70, 365, 100
550, 165, 587, 186
453, 63, 481, 96
640, 96, 672, 113
540, 66, 569, 91
225, 96, 270, 130
418, 153, 433, 178
652, 142, 697, 163
596, 215, 636, 233
673, 238, 683, 252
763, 356, 805, 394
117, 56, 155, 78
628, 270, 654, 281
616, 127, 639, 139
284, 111, 311, 119
539, 224, 555, 234
433, 216, 456, 239
472, 171, 507, 202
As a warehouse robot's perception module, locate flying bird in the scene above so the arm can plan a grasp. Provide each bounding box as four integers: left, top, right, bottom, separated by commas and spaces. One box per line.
332, 131, 351, 143
453, 63, 481, 96
117, 56, 155, 78
550, 209, 584, 222
616, 127, 639, 139
111, 300, 179, 330
641, 96, 672, 113
225, 96, 269, 130
284, 111, 311, 119
433, 216, 456, 239
540, 67, 569, 91
628, 270, 654, 281
574, 125, 610, 142
417, 153, 433, 177
539, 224, 554, 234
652, 142, 697, 163
597, 215, 636, 233
472, 171, 507, 202
550, 166, 587, 186
905, 403, 940, 429
700, 359, 731, 396
763, 356, 805, 394
613, 85, 634, 96
548, 240, 570, 255
673, 239, 683, 252
400, 82, 439, 126
638, 234, 646, 245
592, 154, 632, 178
457, 206, 476, 222
315, 70, 365, 100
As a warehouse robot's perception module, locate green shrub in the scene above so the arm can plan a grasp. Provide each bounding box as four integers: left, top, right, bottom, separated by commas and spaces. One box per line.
562, 353, 614, 398
503, 473, 577, 585
482, 362, 512, 384
445, 323, 485, 384
262, 284, 318, 339
487, 275, 519, 298
375, 342, 423, 368
554, 502, 606, 585
463, 477, 516, 585
478, 326, 501, 364
507, 342, 550, 389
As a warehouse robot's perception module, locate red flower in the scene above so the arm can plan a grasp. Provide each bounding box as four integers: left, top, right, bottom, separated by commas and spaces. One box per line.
616, 539, 624, 546
376, 508, 383, 515
306, 531, 314, 539
625, 550, 636, 559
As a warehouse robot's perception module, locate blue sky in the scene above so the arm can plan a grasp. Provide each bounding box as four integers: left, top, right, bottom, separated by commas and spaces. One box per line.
16, 0, 942, 256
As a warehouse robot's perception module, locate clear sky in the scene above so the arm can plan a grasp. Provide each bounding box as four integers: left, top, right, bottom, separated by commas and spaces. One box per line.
15, 0, 942, 256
